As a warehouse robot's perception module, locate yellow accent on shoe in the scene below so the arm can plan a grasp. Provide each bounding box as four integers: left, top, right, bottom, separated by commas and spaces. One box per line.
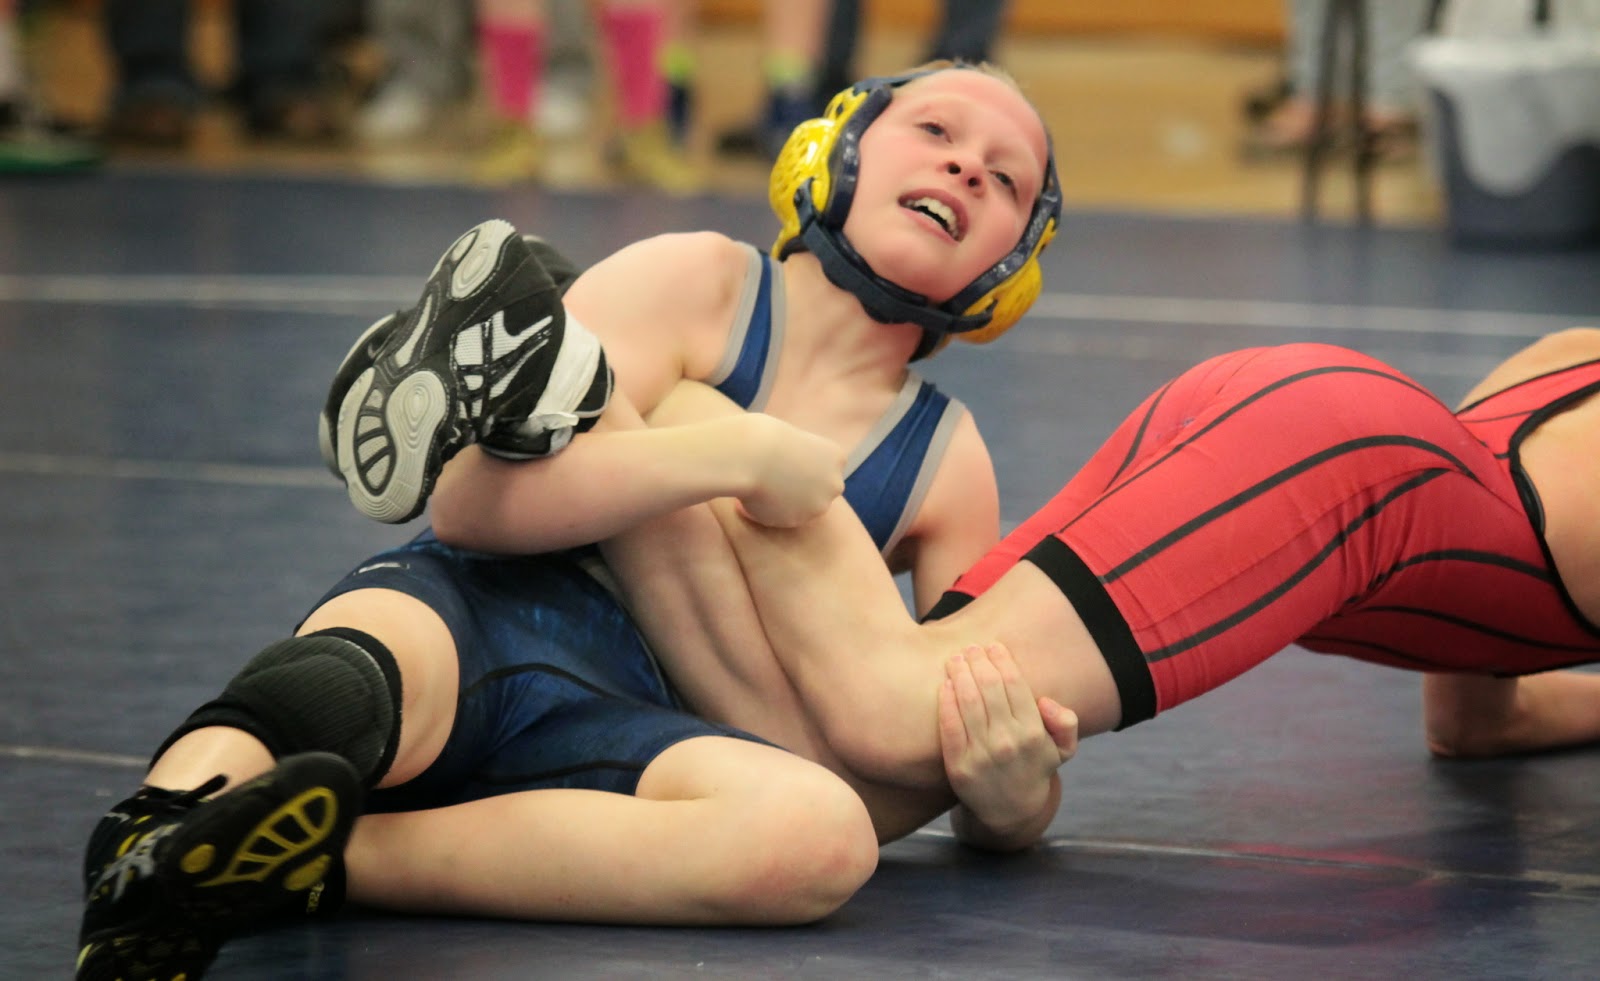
614, 123, 702, 196
284, 854, 332, 892
180, 844, 215, 874
196, 786, 342, 889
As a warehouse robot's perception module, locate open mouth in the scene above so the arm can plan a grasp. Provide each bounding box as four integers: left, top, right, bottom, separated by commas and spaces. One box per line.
900, 195, 964, 241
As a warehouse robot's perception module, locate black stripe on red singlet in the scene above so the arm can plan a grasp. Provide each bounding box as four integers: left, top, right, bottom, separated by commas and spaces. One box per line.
1318, 603, 1600, 652
1302, 635, 1600, 674
924, 590, 971, 621
1454, 356, 1600, 415
1023, 535, 1157, 728
1367, 547, 1552, 592
1307, 551, 1565, 665
1104, 376, 1179, 490
1103, 434, 1479, 584
1458, 408, 1536, 425
1066, 364, 1437, 538
1142, 467, 1452, 662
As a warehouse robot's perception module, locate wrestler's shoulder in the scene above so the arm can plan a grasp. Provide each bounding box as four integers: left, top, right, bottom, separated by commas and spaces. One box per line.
570, 231, 746, 317
1459, 327, 1600, 407
600, 231, 750, 277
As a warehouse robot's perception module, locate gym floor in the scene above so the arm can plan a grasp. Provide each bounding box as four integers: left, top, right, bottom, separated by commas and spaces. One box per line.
4, 23, 1599, 981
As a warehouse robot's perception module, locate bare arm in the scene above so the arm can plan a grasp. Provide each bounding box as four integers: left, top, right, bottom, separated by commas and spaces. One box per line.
1423, 671, 1600, 758
431, 231, 781, 553
431, 394, 843, 552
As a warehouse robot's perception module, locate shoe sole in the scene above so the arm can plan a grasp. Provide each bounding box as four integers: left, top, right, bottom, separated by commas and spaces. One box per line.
329, 220, 559, 524
318, 312, 398, 481
78, 753, 362, 980
336, 364, 452, 524
316, 232, 570, 486
346, 220, 522, 523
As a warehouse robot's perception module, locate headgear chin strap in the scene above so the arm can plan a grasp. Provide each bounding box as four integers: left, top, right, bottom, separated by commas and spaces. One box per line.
791, 192, 996, 336
770, 65, 1062, 358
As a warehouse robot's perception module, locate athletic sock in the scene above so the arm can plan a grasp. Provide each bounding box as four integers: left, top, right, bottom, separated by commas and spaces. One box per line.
479, 19, 546, 122
762, 50, 813, 99
659, 42, 694, 143
597, 4, 666, 129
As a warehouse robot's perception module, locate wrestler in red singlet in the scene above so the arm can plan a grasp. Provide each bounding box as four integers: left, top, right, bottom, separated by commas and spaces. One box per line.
936, 343, 1600, 728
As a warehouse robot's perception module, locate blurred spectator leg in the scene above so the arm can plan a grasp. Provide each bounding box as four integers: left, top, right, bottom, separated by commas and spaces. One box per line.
0, 0, 102, 172
658, 0, 693, 146
1361, 0, 1426, 159
925, 0, 1010, 63
233, 0, 345, 141
538, 0, 594, 140
599, 0, 700, 193
716, 0, 825, 160
359, 0, 475, 143
1244, 0, 1426, 161
103, 0, 197, 146
814, 0, 859, 99
475, 0, 546, 183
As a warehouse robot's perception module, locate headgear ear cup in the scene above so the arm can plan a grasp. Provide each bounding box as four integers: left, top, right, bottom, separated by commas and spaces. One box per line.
955, 213, 1056, 345
770, 85, 878, 260
769, 118, 833, 255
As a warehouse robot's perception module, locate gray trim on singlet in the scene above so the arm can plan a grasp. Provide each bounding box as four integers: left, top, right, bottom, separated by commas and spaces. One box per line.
705, 246, 760, 388
705, 245, 786, 413
843, 372, 968, 557
749, 253, 786, 412
885, 393, 966, 557
577, 244, 784, 707
845, 372, 922, 475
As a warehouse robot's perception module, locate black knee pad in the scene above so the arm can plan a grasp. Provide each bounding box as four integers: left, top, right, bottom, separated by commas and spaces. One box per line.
157, 627, 403, 787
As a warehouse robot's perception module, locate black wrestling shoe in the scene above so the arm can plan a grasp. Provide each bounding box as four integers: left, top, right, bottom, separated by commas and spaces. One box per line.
323, 220, 610, 523
76, 752, 361, 981
314, 236, 585, 481
522, 233, 580, 296
318, 309, 402, 483
469, 233, 611, 461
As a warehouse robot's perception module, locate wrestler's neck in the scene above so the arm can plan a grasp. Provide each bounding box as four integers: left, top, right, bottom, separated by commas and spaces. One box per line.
779, 251, 925, 373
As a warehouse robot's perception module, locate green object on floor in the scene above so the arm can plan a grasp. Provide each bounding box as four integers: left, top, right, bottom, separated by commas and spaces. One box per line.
0, 131, 103, 174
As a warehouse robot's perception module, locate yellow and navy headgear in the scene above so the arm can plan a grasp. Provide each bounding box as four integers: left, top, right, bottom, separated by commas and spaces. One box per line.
770, 65, 1061, 359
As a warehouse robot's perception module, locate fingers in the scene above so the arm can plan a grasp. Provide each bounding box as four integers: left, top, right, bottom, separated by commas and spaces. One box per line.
946, 648, 987, 733
958, 642, 1041, 722
964, 646, 1003, 725
945, 643, 1079, 758
1039, 698, 1080, 762
937, 674, 967, 768
986, 642, 1040, 720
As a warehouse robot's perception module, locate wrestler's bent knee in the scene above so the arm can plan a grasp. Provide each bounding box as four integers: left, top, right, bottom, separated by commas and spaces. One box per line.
729, 770, 878, 924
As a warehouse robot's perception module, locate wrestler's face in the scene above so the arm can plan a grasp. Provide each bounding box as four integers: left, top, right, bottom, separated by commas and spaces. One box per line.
841, 70, 1050, 305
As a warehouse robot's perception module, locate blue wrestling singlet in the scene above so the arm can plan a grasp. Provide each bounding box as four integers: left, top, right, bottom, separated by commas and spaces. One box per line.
311, 539, 764, 811
708, 243, 969, 554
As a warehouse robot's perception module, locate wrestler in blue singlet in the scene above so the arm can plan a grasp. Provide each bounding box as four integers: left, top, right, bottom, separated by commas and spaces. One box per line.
310, 242, 971, 810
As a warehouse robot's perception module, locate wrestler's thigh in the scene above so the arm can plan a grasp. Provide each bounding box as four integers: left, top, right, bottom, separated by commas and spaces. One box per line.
636, 736, 879, 898
638, 737, 873, 836
299, 587, 459, 786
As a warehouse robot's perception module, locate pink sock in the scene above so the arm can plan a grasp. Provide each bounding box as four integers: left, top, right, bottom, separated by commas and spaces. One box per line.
597, 5, 665, 128
479, 21, 545, 122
